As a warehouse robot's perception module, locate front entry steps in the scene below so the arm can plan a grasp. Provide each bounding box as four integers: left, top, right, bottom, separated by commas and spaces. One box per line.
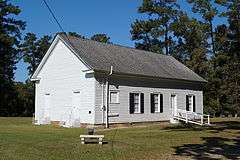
172, 109, 210, 126
170, 118, 179, 124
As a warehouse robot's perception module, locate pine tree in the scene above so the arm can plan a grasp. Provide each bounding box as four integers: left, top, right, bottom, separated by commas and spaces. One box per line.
221, 0, 240, 116
14, 81, 34, 116
208, 0, 240, 116
172, 14, 209, 78
68, 32, 86, 39
187, 0, 218, 57
0, 0, 25, 116
91, 34, 111, 43
204, 24, 229, 116
21, 33, 52, 76
130, 0, 180, 55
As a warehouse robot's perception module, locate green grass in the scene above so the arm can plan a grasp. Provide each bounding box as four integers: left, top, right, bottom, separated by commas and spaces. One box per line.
0, 117, 239, 160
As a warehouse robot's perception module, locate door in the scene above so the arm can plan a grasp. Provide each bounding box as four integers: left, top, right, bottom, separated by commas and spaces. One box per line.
71, 91, 81, 127
171, 95, 177, 116
43, 93, 51, 123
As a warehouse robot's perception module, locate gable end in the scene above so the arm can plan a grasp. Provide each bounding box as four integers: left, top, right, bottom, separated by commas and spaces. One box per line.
31, 35, 92, 80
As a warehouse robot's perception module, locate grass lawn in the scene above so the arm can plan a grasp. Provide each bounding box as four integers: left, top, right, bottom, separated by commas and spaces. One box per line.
0, 118, 239, 160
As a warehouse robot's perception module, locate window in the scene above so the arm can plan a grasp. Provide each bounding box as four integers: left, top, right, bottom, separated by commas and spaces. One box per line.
133, 93, 140, 113
151, 93, 163, 113
186, 95, 195, 112
154, 94, 160, 112
110, 91, 119, 104
129, 93, 144, 114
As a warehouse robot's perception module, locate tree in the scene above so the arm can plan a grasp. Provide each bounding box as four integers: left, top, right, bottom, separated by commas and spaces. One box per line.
218, 0, 240, 116
58, 32, 111, 44
14, 81, 34, 116
68, 32, 86, 39
57, 32, 86, 39
204, 24, 229, 116
21, 33, 52, 76
0, 0, 25, 116
171, 13, 213, 116
131, 20, 163, 53
172, 14, 209, 78
187, 0, 218, 57
91, 34, 111, 43
204, 0, 240, 117
130, 0, 180, 55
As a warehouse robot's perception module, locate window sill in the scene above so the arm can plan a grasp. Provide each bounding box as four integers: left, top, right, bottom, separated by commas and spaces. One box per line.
152, 112, 163, 114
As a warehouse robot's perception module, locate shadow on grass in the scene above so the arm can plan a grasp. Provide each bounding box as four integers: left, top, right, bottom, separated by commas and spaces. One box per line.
174, 136, 240, 160
163, 120, 240, 133
209, 121, 240, 133
82, 141, 108, 145
163, 123, 207, 132
165, 120, 240, 159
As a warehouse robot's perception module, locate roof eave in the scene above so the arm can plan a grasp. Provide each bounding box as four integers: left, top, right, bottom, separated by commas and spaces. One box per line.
93, 69, 207, 84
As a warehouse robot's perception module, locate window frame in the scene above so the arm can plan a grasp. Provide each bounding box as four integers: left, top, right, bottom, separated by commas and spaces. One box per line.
109, 90, 119, 104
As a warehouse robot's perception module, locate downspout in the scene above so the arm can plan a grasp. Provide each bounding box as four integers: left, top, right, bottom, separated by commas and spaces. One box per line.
30, 78, 40, 124
105, 66, 113, 128
101, 83, 105, 125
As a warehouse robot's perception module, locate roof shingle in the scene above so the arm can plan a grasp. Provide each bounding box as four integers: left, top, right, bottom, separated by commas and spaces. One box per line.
60, 34, 207, 83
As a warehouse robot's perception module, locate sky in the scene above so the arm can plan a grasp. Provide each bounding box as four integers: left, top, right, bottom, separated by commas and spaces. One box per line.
13, 0, 227, 82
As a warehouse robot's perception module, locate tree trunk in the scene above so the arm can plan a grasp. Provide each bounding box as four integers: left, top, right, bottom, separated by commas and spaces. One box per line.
165, 24, 169, 55
209, 20, 216, 57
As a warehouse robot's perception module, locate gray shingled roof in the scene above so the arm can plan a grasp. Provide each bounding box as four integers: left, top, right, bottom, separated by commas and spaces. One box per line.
60, 34, 207, 83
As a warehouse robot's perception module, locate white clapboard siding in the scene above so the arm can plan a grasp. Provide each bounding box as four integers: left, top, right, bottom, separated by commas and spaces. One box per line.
35, 39, 95, 124
94, 79, 203, 124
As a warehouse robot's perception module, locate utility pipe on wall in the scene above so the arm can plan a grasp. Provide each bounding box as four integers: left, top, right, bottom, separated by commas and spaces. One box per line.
102, 83, 105, 125
105, 80, 109, 128
105, 66, 113, 128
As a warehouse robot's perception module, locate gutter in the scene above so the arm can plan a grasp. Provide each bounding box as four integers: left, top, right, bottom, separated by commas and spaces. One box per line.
30, 78, 41, 82
94, 69, 207, 84
82, 69, 94, 74
105, 66, 113, 128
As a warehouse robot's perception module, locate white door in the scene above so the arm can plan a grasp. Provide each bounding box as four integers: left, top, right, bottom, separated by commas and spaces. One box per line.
171, 95, 177, 116
71, 91, 81, 127
72, 91, 81, 111
43, 93, 51, 124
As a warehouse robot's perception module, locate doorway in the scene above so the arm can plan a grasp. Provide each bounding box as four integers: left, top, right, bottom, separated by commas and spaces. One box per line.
68, 91, 81, 127
43, 93, 51, 124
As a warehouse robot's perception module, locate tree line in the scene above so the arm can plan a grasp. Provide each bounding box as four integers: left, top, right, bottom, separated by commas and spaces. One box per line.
0, 0, 239, 117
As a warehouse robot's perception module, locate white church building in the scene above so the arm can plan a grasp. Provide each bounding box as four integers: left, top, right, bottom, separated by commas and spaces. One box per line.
31, 33, 207, 127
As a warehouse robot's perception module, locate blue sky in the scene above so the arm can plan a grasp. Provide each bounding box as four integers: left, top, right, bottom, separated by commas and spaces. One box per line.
13, 0, 226, 82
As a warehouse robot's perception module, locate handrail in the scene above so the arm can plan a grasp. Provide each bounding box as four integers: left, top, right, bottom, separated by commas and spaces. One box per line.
174, 108, 210, 125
